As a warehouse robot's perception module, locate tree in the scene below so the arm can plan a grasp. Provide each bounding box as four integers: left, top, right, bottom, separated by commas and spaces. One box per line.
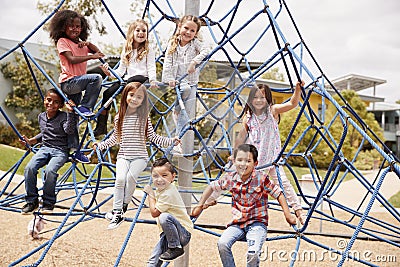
38, 0, 107, 35
279, 90, 384, 169
260, 67, 285, 81
0, 53, 55, 147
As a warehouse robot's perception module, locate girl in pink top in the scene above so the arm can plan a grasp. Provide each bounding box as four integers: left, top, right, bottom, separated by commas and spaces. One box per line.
49, 9, 105, 163
236, 81, 306, 224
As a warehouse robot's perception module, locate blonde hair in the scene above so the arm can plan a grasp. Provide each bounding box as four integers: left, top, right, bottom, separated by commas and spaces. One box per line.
167, 15, 201, 55
122, 19, 150, 65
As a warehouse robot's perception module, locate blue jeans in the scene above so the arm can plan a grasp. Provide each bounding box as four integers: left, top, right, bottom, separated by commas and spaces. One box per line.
147, 213, 191, 267
24, 146, 68, 206
218, 222, 268, 267
61, 74, 102, 150
174, 82, 197, 135
61, 74, 102, 110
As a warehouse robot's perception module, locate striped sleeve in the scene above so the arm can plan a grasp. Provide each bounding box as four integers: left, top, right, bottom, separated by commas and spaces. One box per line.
146, 118, 174, 147
98, 117, 119, 150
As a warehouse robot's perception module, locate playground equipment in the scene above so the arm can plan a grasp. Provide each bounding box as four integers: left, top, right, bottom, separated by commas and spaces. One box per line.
0, 1, 399, 266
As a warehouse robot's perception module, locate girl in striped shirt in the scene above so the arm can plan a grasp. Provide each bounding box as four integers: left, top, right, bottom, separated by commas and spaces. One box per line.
93, 82, 180, 229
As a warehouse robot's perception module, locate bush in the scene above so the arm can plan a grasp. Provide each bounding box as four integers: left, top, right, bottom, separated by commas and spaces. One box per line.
353, 149, 381, 170
0, 122, 40, 149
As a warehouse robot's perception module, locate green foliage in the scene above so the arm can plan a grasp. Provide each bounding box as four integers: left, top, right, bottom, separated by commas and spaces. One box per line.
37, 0, 106, 35
279, 90, 384, 169
353, 149, 382, 170
1, 54, 46, 112
260, 67, 285, 81
388, 191, 400, 208
0, 52, 53, 145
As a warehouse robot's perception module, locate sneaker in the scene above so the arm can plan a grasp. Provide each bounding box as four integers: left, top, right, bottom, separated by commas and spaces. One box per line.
105, 205, 127, 221
107, 210, 124, 230
105, 210, 114, 221
72, 151, 90, 164
77, 106, 94, 117
41, 203, 54, 214
21, 200, 39, 215
159, 247, 185, 261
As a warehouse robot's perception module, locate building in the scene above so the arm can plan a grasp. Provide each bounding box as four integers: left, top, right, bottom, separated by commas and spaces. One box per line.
368, 102, 400, 157
0, 38, 58, 125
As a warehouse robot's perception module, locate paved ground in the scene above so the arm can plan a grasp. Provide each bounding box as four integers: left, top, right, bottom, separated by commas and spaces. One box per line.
301, 170, 400, 212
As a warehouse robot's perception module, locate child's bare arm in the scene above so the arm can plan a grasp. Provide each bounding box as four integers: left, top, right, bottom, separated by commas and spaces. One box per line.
272, 80, 304, 115
143, 185, 161, 218
234, 116, 249, 149
191, 185, 214, 217
277, 193, 297, 225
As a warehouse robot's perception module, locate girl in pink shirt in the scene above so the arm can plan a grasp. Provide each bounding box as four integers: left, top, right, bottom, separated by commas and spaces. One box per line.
49, 9, 105, 163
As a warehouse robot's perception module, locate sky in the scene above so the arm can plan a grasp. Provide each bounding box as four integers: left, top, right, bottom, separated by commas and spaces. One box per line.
1, 0, 399, 102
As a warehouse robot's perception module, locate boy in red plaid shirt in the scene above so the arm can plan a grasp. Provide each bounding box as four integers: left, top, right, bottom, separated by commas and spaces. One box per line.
192, 144, 296, 267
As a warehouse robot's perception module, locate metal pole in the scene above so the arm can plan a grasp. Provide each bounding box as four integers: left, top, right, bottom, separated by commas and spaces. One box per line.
175, 1, 200, 266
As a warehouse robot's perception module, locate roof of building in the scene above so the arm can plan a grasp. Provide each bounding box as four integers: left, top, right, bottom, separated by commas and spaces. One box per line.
367, 102, 400, 112
0, 38, 56, 64
328, 74, 386, 91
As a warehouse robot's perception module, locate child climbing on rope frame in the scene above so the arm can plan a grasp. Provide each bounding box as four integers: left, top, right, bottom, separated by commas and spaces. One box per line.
192, 144, 296, 267
20, 89, 76, 214
49, 9, 105, 163
92, 82, 180, 230
97, 19, 159, 137
144, 158, 193, 266
236, 81, 306, 224
162, 15, 210, 135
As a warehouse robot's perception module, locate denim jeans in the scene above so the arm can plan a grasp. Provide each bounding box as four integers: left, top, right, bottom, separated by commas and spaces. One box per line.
61, 73, 102, 110
147, 213, 191, 267
24, 146, 68, 206
218, 222, 267, 267
113, 157, 147, 210
174, 82, 197, 135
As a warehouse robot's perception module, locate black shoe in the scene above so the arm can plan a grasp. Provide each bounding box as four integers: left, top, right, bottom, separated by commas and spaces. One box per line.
123, 203, 128, 213
21, 200, 39, 215
41, 203, 54, 214
159, 247, 185, 261
107, 210, 124, 230
93, 113, 108, 137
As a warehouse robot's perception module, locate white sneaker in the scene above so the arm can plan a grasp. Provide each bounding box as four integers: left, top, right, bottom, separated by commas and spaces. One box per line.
107, 210, 124, 230
105, 210, 114, 221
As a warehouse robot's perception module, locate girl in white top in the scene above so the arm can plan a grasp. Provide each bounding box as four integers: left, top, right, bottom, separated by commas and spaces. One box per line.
162, 15, 210, 134
95, 19, 158, 137
93, 82, 180, 229
236, 81, 306, 224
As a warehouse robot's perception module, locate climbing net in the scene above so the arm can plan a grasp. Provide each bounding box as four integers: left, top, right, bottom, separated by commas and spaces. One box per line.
0, 0, 399, 266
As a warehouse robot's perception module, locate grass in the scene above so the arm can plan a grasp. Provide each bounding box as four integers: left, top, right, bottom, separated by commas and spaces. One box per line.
388, 191, 400, 208
3, 144, 390, 205
0, 144, 113, 181
193, 165, 357, 193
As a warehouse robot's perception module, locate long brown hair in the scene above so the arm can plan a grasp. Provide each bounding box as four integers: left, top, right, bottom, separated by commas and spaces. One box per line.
116, 82, 149, 141
122, 19, 150, 65
244, 84, 273, 117
167, 15, 201, 55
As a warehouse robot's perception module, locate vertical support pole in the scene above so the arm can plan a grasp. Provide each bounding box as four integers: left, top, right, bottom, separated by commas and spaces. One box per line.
175, 1, 200, 267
